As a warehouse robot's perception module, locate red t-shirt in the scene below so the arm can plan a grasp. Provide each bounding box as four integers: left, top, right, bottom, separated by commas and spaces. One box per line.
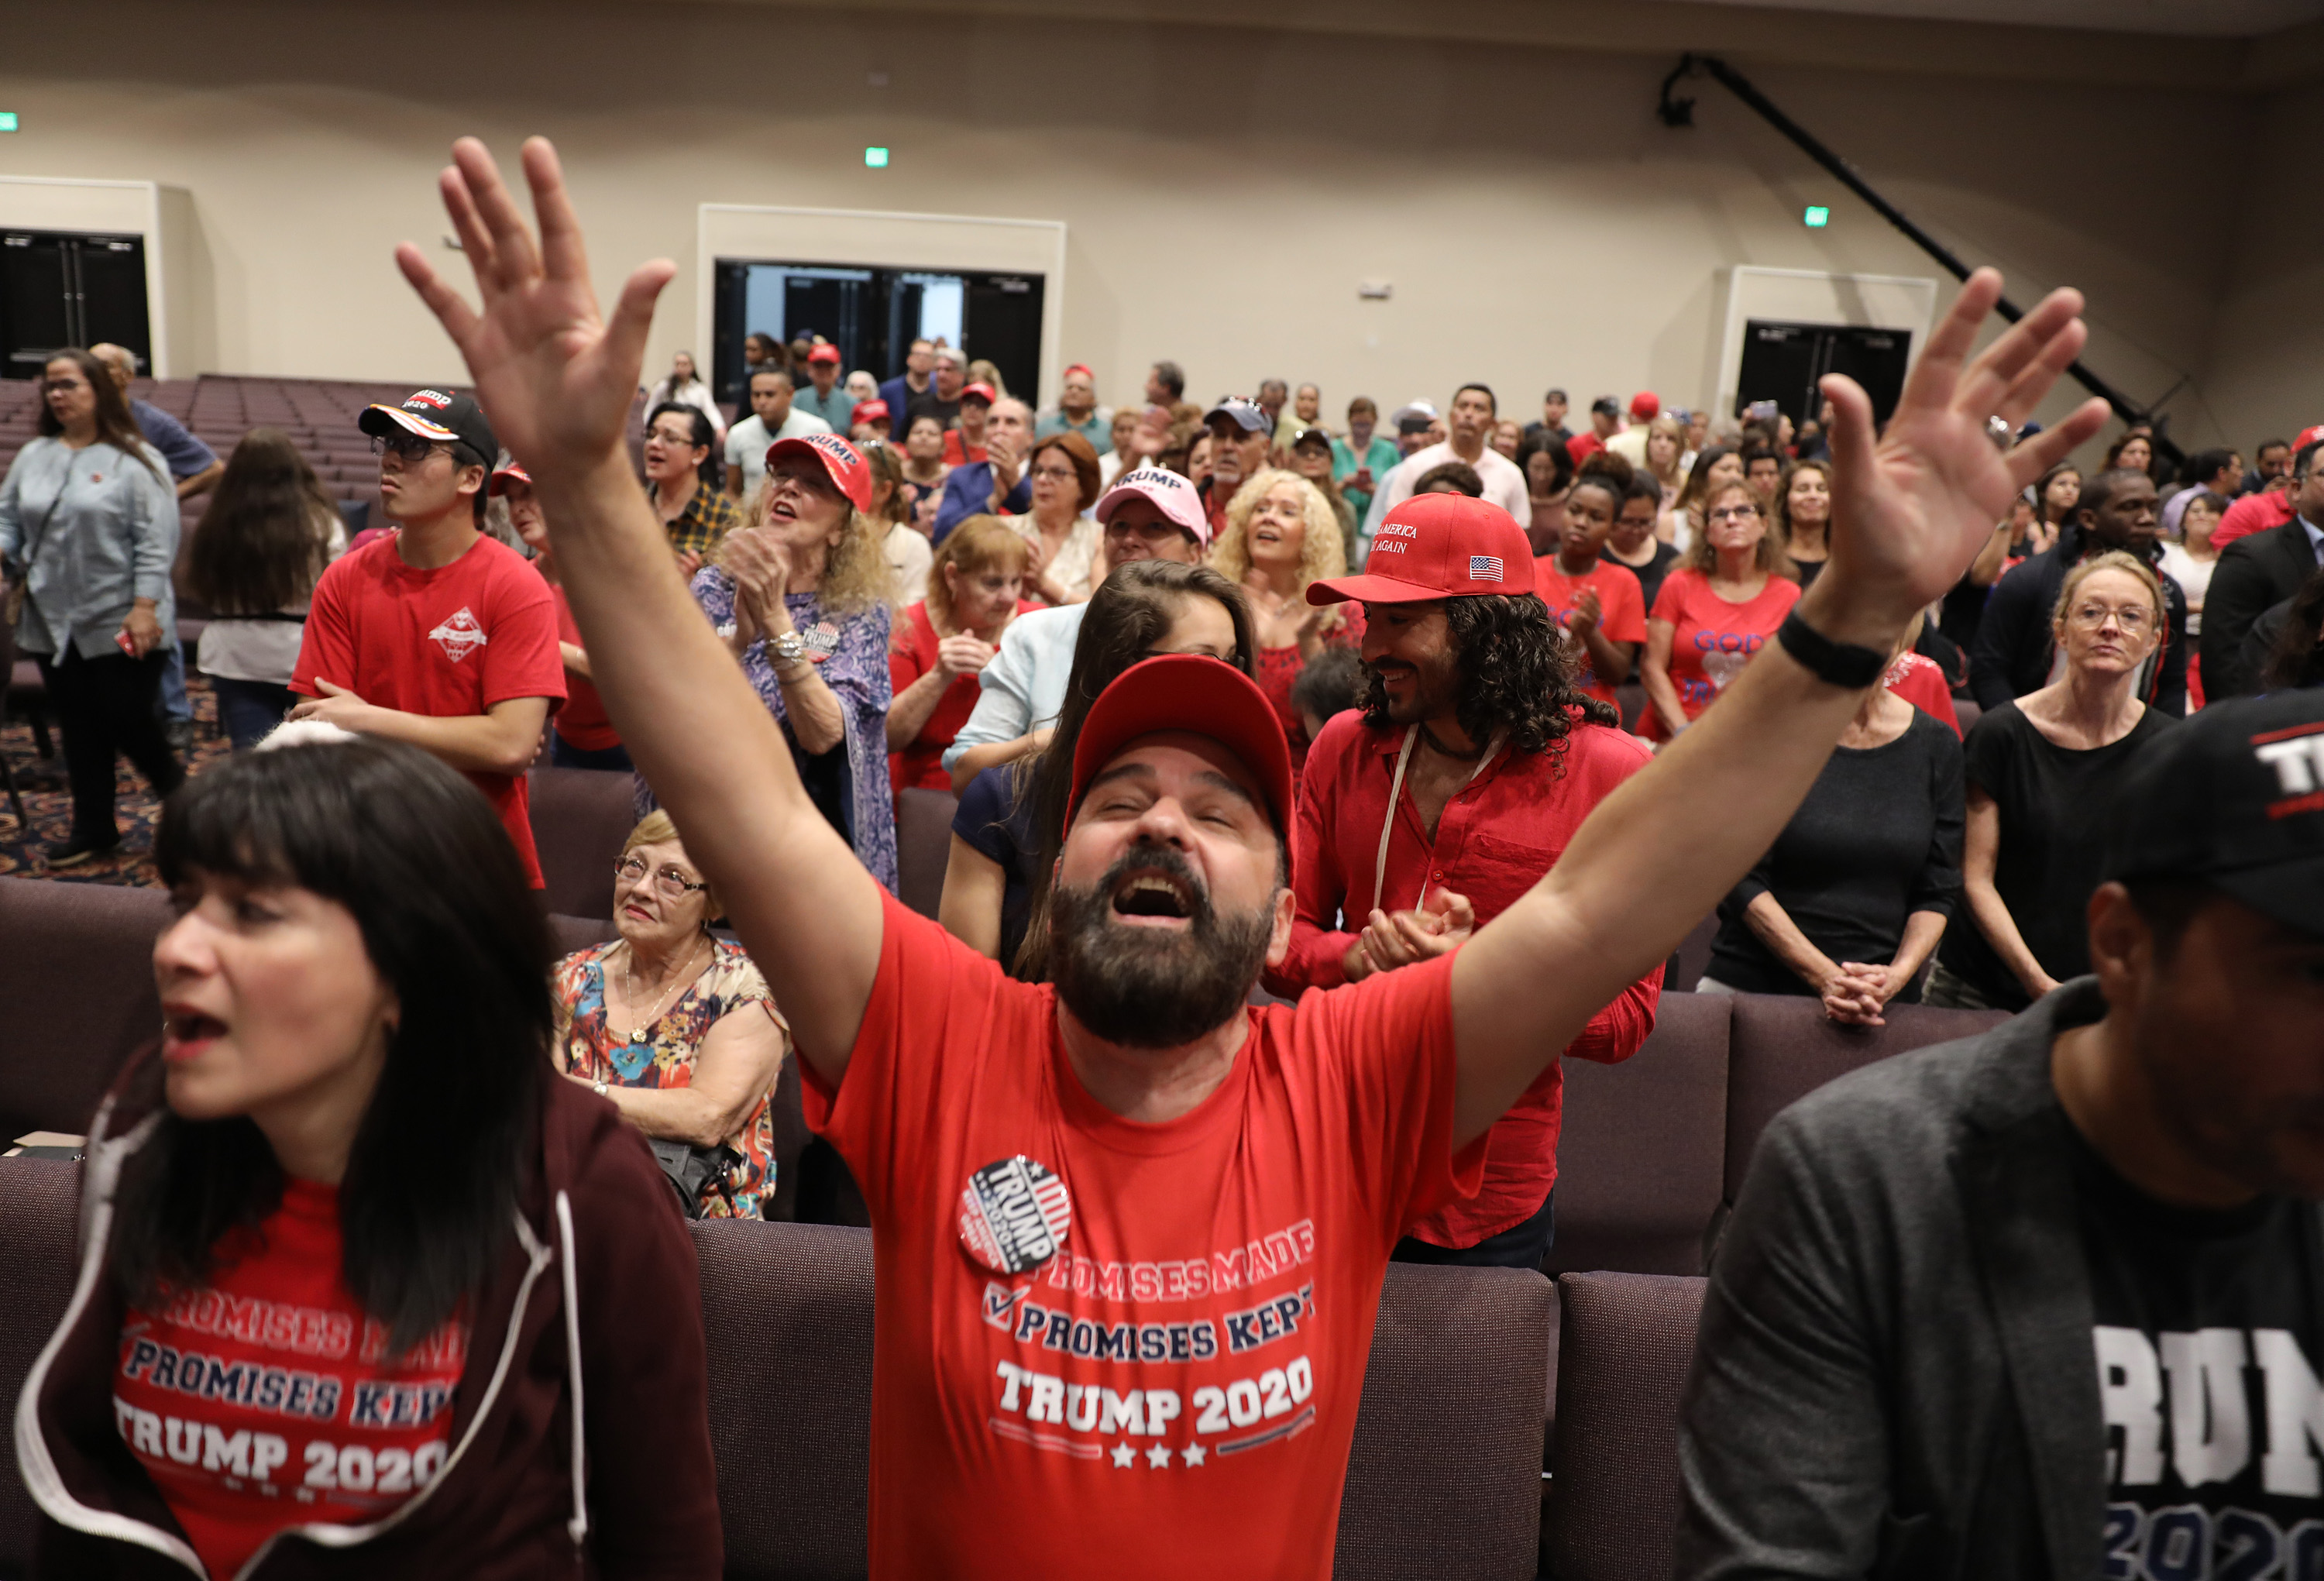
1883, 651, 1961, 737
548, 583, 619, 751
1251, 608, 1366, 777
1532, 556, 1648, 706
111, 1179, 469, 1581
291, 532, 566, 887
803, 896, 1483, 1580
1644, 567, 1802, 739
1564, 432, 1605, 467
887, 600, 1038, 795
941, 431, 989, 466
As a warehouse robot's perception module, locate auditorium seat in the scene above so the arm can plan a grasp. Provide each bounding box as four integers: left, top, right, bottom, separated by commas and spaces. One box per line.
0, 878, 170, 1142
690, 1218, 1555, 1579
547, 912, 621, 957
1547, 991, 1729, 1277
1541, 1271, 1704, 1581
0, 1158, 81, 1572
528, 765, 640, 919
1666, 911, 1719, 994
1720, 994, 2008, 1205
892, 787, 957, 919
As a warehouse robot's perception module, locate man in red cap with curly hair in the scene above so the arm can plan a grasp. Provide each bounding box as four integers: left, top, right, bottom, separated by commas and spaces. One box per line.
397, 132, 2106, 1579
1265, 492, 1660, 1268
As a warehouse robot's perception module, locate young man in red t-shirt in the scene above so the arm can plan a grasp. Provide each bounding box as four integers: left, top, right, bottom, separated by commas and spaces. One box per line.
288, 390, 566, 885
401, 136, 2105, 1579
1532, 466, 1648, 707
1268, 491, 1660, 1267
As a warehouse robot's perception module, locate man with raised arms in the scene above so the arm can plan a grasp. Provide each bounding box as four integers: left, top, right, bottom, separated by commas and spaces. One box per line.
395, 136, 2104, 1580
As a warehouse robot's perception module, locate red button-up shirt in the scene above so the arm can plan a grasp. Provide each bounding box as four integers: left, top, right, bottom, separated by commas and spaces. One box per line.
1265, 708, 1663, 1248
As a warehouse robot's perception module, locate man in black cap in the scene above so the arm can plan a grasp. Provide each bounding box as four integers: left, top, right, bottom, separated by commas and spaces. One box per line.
1678, 689, 2324, 1580
1199, 395, 1274, 540
286, 389, 566, 887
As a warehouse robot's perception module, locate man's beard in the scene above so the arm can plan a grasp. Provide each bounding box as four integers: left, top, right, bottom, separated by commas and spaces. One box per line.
1362, 653, 1461, 728
1049, 841, 1274, 1050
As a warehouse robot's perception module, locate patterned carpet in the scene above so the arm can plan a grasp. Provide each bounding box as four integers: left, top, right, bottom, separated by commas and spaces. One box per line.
0, 675, 232, 888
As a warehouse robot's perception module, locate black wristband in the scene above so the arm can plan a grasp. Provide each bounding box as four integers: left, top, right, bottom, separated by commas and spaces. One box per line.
1776, 610, 1889, 688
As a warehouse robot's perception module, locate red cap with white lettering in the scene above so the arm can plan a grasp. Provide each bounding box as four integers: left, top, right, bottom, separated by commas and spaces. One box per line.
1307, 493, 1535, 606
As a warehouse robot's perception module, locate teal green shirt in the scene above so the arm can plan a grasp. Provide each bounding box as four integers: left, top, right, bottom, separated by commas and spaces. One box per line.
1332, 435, 1399, 522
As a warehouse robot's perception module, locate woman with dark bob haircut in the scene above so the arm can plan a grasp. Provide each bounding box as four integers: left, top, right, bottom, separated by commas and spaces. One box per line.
16, 730, 720, 1579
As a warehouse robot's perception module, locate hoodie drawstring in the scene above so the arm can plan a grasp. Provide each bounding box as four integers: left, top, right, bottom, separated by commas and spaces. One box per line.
555, 1190, 588, 1553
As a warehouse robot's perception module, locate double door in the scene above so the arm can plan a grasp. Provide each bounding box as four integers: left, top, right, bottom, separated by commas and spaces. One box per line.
1, 229, 151, 379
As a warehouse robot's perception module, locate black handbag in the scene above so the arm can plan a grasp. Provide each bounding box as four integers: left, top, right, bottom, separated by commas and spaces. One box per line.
647, 1137, 744, 1220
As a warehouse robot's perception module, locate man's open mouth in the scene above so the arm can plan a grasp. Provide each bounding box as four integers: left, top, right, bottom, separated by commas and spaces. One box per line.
1111, 869, 1195, 922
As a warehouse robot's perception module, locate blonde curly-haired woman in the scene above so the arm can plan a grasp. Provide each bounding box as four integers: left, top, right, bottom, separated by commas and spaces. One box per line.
1208, 468, 1364, 772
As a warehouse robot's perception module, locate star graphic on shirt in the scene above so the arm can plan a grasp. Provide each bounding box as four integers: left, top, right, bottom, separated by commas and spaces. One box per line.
1181, 1443, 1207, 1467
1111, 1442, 1137, 1468
1146, 1444, 1172, 1468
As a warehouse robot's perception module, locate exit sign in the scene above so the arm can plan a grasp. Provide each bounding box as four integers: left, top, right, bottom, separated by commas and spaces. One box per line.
0, 113, 18, 133
1803, 205, 1831, 229
864, 146, 889, 168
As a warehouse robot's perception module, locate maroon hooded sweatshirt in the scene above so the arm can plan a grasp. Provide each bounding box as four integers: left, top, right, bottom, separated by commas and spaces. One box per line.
14, 1052, 723, 1579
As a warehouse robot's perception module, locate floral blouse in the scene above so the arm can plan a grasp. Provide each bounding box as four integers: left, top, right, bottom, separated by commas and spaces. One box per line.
551, 937, 786, 1219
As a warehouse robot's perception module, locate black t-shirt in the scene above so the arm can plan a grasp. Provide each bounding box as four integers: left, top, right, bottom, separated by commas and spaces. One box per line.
953, 764, 1038, 973
906, 390, 963, 431
2069, 1122, 2324, 1578
1937, 701, 2177, 1009
1707, 708, 1964, 995
1614, 540, 1682, 615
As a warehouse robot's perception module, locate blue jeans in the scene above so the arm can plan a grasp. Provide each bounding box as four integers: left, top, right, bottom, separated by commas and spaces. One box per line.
552, 734, 633, 772
1391, 1187, 1557, 1269
213, 677, 297, 750
158, 642, 191, 723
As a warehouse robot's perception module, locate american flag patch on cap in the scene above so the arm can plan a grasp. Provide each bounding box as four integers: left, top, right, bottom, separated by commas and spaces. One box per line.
1469, 555, 1505, 583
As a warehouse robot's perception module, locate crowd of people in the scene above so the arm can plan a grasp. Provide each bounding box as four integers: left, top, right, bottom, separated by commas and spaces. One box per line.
2, 132, 2320, 1581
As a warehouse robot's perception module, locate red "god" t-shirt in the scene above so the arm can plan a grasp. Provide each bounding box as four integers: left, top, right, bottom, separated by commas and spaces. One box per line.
111, 1178, 469, 1581
803, 896, 1483, 1579
1644, 566, 1801, 739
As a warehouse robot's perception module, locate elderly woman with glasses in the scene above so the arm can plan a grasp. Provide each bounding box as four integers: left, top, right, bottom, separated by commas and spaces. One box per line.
672, 434, 900, 889
1926, 552, 2179, 1011
552, 811, 790, 1218
1002, 431, 1102, 606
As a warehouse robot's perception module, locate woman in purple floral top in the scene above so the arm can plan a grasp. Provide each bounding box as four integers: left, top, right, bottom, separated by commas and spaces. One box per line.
638, 435, 899, 891
552, 812, 789, 1217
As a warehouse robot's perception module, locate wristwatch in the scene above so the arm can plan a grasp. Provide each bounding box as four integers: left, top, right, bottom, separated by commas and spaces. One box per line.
771, 630, 809, 665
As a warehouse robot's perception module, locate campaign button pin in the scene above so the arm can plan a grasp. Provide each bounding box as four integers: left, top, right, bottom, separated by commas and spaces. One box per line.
959, 1157, 1073, 1276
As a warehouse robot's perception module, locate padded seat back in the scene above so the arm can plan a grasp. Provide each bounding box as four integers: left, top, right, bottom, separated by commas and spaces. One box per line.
1336, 1263, 1554, 1579
893, 787, 957, 919
0, 1159, 88, 1571
528, 766, 641, 919
1542, 1272, 1704, 1581
0, 878, 170, 1140
1722, 995, 2009, 1202
1548, 992, 1729, 1277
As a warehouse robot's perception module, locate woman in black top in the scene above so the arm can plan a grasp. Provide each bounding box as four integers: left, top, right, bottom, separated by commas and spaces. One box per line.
1607, 473, 1680, 613
1700, 677, 1963, 1022
1928, 551, 2178, 1010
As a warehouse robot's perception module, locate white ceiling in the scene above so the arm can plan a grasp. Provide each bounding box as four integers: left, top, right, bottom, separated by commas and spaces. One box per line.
1686, 0, 2324, 33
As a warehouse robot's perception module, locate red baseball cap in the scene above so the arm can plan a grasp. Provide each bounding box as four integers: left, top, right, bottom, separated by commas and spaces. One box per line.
488, 461, 532, 496
851, 399, 890, 426
1066, 655, 1296, 845
765, 433, 873, 511
2296, 424, 2324, 453
1631, 390, 1660, 420
1064, 363, 1094, 381
961, 382, 997, 406
1308, 493, 1535, 606
806, 344, 841, 366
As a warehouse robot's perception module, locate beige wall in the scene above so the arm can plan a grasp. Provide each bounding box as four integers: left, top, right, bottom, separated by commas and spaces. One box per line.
0, 0, 2287, 458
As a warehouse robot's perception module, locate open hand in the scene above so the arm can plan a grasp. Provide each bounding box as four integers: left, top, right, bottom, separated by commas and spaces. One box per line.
394, 138, 675, 486
1818, 269, 2109, 638
286, 679, 376, 733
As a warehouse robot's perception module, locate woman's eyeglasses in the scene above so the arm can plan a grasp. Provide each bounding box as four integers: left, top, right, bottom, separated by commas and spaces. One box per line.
616, 855, 709, 900
2067, 603, 2154, 634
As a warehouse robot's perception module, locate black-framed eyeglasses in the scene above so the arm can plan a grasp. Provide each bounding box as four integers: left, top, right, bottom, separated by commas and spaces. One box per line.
616, 855, 708, 901
370, 432, 451, 464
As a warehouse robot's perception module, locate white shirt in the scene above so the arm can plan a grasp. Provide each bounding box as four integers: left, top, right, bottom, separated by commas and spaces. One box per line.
1360, 441, 1532, 542
885, 522, 933, 608
197, 510, 348, 685
645, 379, 726, 442
1005, 514, 1102, 605
940, 602, 1090, 775
724, 409, 834, 498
